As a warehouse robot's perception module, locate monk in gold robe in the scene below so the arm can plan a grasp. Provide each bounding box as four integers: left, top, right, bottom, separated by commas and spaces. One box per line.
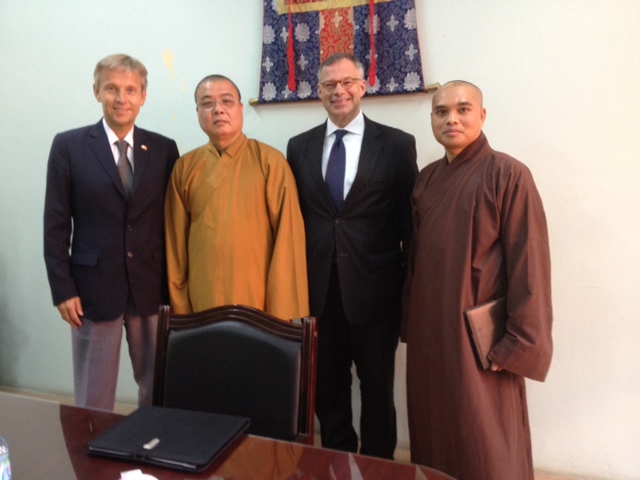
165, 74, 309, 320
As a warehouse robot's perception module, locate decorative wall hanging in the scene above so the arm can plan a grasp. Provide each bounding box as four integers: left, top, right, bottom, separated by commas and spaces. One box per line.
255, 0, 431, 104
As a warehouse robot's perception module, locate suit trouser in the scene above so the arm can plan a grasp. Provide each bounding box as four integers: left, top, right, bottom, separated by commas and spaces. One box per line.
315, 265, 399, 459
71, 299, 158, 411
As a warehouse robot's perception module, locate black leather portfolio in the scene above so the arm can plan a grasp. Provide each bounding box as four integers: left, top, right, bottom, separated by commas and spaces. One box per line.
88, 406, 250, 472
464, 297, 507, 370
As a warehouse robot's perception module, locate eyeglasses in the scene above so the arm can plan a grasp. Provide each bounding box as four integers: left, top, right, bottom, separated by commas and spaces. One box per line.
197, 98, 239, 111
320, 77, 363, 92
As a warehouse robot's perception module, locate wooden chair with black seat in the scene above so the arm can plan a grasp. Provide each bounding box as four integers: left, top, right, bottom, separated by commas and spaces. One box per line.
152, 304, 318, 445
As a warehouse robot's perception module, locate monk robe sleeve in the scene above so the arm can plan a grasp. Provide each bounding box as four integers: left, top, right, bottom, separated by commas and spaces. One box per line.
164, 159, 193, 314
263, 156, 310, 320
488, 164, 553, 381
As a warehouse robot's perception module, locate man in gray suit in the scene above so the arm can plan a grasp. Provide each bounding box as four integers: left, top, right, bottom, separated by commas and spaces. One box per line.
286, 53, 418, 458
44, 54, 179, 410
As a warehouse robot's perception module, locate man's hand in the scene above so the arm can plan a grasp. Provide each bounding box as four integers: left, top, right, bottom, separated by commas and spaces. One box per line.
56, 296, 84, 329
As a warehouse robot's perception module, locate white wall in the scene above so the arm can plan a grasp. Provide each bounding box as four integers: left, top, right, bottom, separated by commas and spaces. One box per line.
1, 1, 639, 478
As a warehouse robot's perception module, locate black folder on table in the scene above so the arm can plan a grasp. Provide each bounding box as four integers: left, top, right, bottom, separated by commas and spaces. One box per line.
88, 406, 250, 472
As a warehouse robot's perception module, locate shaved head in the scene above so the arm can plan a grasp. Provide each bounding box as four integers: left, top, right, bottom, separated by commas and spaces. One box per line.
434, 80, 483, 109
430, 80, 487, 162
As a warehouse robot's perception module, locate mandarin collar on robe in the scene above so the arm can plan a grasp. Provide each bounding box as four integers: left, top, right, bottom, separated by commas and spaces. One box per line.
446, 131, 490, 168
208, 133, 248, 159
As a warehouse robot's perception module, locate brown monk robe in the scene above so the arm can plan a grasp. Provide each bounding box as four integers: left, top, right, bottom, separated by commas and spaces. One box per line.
403, 132, 553, 480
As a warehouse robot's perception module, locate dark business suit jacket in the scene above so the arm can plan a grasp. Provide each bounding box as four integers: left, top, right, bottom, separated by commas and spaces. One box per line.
286, 116, 418, 325
44, 120, 179, 321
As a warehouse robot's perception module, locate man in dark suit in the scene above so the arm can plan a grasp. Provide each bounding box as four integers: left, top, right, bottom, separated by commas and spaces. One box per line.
286, 53, 418, 459
44, 54, 179, 411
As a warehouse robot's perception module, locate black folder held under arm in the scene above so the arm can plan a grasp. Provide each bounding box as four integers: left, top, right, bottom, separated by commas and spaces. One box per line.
88, 406, 250, 472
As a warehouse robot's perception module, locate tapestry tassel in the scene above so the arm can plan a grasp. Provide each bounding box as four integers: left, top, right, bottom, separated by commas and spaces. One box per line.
287, 2, 297, 92
368, 0, 376, 86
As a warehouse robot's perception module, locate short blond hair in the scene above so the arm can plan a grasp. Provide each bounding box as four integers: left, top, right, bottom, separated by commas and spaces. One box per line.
93, 54, 148, 92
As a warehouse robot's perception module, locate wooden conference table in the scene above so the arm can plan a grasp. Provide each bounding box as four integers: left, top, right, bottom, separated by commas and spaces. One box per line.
0, 392, 454, 479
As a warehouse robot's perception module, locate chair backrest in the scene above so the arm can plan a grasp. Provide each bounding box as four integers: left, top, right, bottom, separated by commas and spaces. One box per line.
153, 304, 317, 444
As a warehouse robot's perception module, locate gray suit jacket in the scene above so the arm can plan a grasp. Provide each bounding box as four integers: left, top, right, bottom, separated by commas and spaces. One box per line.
287, 115, 417, 325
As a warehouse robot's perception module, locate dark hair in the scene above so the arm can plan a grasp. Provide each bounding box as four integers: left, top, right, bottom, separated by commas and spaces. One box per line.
194, 74, 242, 103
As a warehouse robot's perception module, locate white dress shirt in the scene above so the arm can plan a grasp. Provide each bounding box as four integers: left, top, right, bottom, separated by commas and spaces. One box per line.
103, 118, 135, 171
322, 111, 365, 199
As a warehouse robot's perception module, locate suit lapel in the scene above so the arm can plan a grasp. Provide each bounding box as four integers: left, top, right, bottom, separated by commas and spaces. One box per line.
132, 126, 150, 198
87, 121, 129, 200
306, 123, 334, 210
344, 116, 382, 206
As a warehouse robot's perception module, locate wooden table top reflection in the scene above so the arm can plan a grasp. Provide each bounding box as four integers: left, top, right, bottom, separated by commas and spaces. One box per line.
0, 392, 455, 479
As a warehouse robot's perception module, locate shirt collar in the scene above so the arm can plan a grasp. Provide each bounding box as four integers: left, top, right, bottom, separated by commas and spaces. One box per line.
102, 118, 134, 147
325, 111, 365, 138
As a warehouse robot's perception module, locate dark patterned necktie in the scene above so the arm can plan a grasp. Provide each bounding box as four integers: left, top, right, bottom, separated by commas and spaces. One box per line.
116, 140, 133, 199
325, 129, 348, 210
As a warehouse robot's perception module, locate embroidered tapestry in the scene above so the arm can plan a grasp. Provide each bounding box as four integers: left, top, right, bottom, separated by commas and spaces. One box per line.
258, 0, 425, 103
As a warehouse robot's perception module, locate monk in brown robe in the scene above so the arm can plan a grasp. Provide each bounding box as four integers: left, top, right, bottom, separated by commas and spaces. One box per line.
402, 81, 553, 480
165, 75, 309, 320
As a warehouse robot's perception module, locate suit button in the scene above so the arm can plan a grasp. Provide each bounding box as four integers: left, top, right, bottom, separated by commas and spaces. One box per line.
127, 225, 133, 231
127, 252, 134, 258
335, 219, 342, 224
